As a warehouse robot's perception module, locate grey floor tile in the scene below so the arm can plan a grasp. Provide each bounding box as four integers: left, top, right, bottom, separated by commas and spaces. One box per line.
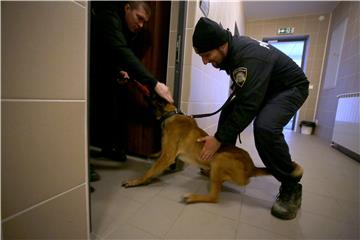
165, 206, 237, 239
236, 222, 290, 239
126, 195, 185, 238
104, 222, 159, 240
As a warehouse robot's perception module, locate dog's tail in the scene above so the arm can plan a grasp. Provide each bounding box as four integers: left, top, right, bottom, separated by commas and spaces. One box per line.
253, 167, 271, 177
253, 162, 303, 178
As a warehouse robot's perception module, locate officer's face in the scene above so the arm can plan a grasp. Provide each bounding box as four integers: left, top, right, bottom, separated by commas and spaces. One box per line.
124, 4, 149, 33
198, 48, 226, 68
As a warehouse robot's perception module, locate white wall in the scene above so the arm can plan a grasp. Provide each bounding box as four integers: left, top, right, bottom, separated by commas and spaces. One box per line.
182, 0, 246, 135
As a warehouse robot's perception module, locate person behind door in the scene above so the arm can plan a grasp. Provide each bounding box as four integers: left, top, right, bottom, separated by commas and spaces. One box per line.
90, 1, 173, 167
192, 17, 309, 220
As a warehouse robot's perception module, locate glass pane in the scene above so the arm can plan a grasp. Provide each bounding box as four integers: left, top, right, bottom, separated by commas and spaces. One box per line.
269, 41, 304, 67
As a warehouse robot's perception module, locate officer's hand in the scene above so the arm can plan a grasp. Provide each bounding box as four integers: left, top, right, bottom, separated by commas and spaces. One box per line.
197, 136, 221, 161
155, 82, 174, 103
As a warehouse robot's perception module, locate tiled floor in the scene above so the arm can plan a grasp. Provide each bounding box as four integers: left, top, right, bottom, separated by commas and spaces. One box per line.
90, 126, 359, 239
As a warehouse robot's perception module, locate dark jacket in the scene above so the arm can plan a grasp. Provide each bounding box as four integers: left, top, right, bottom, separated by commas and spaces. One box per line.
91, 2, 157, 89
214, 33, 309, 145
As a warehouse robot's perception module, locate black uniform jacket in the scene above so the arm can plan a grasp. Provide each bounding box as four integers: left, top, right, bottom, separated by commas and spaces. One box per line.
214, 33, 309, 145
91, 2, 157, 89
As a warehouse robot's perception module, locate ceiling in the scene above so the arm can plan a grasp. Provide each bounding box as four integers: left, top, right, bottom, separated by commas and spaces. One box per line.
243, 1, 339, 21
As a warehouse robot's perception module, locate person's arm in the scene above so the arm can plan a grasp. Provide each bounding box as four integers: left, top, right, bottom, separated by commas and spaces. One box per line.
96, 9, 157, 88
214, 58, 274, 145
96, 9, 173, 102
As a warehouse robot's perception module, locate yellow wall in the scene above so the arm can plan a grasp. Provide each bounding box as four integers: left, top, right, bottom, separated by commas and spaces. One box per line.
246, 13, 331, 129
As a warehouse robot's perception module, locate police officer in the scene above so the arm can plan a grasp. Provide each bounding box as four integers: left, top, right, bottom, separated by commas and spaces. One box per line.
192, 17, 309, 220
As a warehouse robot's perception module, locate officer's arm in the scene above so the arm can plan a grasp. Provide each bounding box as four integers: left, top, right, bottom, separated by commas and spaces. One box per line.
215, 59, 273, 145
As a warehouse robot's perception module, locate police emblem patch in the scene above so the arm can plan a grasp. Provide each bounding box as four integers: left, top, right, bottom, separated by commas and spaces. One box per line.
232, 67, 247, 88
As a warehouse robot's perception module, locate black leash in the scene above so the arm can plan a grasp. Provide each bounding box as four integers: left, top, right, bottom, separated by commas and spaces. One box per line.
191, 87, 240, 119
191, 86, 242, 143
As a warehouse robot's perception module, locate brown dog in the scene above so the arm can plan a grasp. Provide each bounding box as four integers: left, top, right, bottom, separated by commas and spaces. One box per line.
122, 96, 302, 204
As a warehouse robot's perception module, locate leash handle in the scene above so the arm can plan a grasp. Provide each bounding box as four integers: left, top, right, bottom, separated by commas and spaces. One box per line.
132, 79, 151, 97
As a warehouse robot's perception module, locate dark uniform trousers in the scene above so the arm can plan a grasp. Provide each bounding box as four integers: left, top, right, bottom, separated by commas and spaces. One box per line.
219, 85, 308, 185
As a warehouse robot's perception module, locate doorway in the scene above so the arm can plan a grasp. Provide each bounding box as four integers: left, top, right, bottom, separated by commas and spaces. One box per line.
89, 2, 171, 157
263, 36, 308, 130
88, 1, 172, 232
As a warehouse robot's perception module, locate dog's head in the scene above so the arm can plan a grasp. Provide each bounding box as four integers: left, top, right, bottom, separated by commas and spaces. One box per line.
150, 93, 178, 120
128, 79, 179, 120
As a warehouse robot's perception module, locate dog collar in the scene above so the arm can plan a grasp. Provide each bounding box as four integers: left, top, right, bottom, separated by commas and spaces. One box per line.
159, 108, 184, 122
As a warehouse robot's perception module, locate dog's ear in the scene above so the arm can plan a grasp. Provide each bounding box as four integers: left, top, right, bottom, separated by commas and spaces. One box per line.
150, 92, 157, 100
150, 92, 167, 105
150, 92, 158, 105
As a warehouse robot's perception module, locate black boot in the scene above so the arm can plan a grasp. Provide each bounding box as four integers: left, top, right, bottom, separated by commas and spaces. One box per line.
271, 183, 302, 220
101, 147, 127, 162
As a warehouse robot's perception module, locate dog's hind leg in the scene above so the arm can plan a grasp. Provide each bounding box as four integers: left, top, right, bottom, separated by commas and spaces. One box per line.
183, 167, 224, 203
183, 180, 222, 203
122, 147, 177, 188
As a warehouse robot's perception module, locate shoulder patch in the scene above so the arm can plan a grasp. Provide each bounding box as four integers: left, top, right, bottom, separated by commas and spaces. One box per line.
232, 67, 247, 88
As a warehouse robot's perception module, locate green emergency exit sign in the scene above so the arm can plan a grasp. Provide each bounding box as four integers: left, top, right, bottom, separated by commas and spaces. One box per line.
278, 27, 294, 35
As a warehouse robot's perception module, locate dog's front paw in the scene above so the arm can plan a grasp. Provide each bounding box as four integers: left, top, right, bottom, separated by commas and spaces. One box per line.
122, 181, 130, 188
182, 193, 195, 204
122, 179, 139, 188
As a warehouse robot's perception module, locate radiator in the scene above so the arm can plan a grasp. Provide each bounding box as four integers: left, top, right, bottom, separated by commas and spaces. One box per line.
332, 92, 360, 159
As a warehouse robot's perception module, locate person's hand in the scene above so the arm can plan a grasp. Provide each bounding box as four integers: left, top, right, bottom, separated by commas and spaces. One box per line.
120, 71, 130, 79
116, 71, 130, 84
197, 136, 221, 161
154, 82, 174, 103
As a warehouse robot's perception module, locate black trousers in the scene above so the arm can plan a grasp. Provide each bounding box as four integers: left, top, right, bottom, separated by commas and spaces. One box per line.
253, 86, 308, 185
108, 83, 129, 151
219, 85, 308, 185
89, 74, 128, 152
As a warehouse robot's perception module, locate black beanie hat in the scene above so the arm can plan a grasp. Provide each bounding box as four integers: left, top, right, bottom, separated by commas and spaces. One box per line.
193, 17, 228, 54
